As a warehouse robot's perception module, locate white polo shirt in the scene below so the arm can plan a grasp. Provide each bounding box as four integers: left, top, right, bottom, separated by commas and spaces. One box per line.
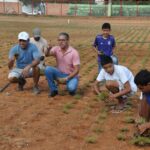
97, 65, 137, 92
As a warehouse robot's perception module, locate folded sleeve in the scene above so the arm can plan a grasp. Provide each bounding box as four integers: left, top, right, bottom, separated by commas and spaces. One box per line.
73, 51, 80, 66
9, 45, 18, 60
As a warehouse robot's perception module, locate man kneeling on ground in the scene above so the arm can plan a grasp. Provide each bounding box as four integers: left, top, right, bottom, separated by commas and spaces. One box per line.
8, 31, 41, 94
134, 69, 150, 135
44, 32, 80, 97
94, 55, 137, 112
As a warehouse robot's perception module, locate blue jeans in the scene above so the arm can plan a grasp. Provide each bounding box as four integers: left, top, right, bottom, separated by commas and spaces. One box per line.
98, 55, 118, 72
45, 66, 79, 94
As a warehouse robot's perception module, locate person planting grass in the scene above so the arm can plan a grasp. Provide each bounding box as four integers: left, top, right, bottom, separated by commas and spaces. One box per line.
94, 55, 137, 113
134, 70, 150, 135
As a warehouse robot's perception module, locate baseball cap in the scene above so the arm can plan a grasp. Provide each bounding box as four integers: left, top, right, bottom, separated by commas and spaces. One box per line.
18, 32, 29, 41
33, 28, 41, 38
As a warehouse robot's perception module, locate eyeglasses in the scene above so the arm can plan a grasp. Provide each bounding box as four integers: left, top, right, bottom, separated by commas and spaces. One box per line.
58, 39, 66, 42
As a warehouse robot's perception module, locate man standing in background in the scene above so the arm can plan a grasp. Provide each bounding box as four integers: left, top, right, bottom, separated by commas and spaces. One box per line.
93, 23, 118, 72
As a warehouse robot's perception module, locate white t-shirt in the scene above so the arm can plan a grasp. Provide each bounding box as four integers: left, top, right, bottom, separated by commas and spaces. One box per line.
97, 65, 137, 92
30, 37, 48, 56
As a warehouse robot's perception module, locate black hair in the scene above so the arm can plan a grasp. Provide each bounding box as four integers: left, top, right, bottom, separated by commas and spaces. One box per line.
101, 55, 113, 66
102, 23, 111, 30
134, 69, 150, 86
59, 32, 70, 40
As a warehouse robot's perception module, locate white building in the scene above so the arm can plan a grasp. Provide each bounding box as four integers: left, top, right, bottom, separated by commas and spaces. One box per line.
95, 0, 105, 4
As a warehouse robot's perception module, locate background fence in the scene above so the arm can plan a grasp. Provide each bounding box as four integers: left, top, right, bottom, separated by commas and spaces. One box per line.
0, 0, 149, 16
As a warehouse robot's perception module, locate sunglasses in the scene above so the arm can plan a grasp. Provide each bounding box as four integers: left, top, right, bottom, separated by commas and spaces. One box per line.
19, 39, 27, 42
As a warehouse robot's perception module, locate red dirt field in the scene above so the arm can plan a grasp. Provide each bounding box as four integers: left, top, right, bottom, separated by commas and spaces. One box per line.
0, 16, 150, 150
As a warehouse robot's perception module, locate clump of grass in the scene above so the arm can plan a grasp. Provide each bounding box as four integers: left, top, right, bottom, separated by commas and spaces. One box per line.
125, 106, 133, 112
95, 108, 108, 124
124, 117, 135, 124
92, 127, 103, 134
120, 128, 129, 133
97, 112, 107, 120
125, 111, 134, 116
124, 99, 133, 111
63, 108, 69, 114
63, 102, 74, 114
136, 117, 146, 125
101, 107, 109, 113
117, 133, 126, 141
125, 105, 133, 111
131, 136, 150, 146
85, 135, 97, 144
95, 119, 104, 125
126, 100, 132, 106
74, 93, 82, 100
97, 92, 109, 102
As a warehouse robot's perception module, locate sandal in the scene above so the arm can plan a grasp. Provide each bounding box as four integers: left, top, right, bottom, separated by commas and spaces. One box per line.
111, 105, 125, 114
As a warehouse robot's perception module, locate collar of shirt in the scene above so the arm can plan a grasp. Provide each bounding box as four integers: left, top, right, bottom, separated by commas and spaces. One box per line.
101, 35, 110, 40
19, 43, 30, 51
58, 46, 72, 56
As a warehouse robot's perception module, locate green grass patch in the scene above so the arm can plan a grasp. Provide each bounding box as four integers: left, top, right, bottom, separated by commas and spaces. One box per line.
120, 128, 129, 133
92, 127, 103, 134
97, 92, 109, 102
124, 117, 135, 124
97, 112, 107, 120
85, 135, 97, 144
63, 102, 74, 114
117, 133, 126, 141
131, 136, 150, 146
136, 117, 146, 125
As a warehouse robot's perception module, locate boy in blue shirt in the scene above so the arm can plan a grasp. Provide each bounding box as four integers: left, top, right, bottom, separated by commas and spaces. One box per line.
8, 31, 41, 94
134, 70, 150, 135
93, 23, 118, 72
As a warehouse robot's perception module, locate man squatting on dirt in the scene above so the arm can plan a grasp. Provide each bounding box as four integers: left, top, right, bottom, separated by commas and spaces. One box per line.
8, 31, 41, 95
94, 55, 137, 112
134, 70, 150, 135
44, 32, 80, 97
